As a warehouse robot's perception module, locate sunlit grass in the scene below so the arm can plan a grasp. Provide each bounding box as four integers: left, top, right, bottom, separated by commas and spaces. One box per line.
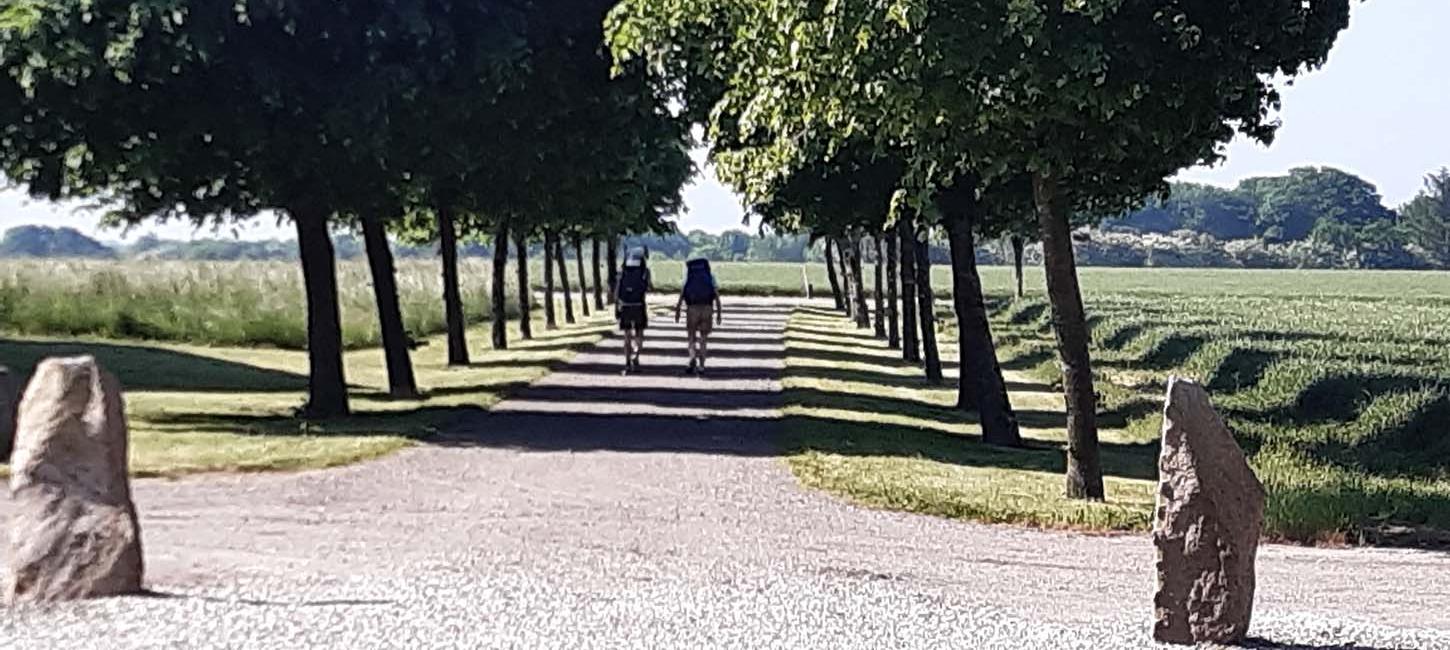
1, 315, 609, 478
781, 308, 1157, 532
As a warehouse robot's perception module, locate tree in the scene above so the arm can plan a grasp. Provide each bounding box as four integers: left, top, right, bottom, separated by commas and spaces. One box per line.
824, 239, 845, 310
844, 235, 871, 329
437, 208, 472, 364
516, 230, 535, 340
611, 0, 1352, 499
556, 235, 576, 324
573, 232, 592, 318
939, 180, 1022, 446
913, 235, 943, 385
0, 226, 114, 259
355, 210, 419, 398
491, 219, 511, 350
0, 1, 534, 417
592, 239, 606, 311
874, 235, 891, 343
897, 217, 920, 363
1403, 169, 1450, 267
1243, 167, 1395, 242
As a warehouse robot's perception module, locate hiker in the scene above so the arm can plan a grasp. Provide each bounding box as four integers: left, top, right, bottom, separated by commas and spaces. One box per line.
676, 257, 723, 375
615, 247, 651, 373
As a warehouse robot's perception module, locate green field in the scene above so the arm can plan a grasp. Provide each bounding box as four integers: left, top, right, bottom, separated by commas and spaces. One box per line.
782, 267, 1450, 544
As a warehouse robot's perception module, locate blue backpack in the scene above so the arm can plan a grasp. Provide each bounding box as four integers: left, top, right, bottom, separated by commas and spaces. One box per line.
683, 259, 717, 306
617, 265, 648, 305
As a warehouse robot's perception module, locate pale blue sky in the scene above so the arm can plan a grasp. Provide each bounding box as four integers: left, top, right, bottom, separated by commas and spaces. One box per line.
1, 0, 1444, 242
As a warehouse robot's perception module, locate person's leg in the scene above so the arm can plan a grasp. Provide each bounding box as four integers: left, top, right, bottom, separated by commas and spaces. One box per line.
622, 328, 634, 370
634, 324, 645, 366
699, 327, 709, 370
686, 324, 698, 372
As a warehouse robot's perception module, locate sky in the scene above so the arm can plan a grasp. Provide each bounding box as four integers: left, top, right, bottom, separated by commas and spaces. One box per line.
1, 0, 1445, 242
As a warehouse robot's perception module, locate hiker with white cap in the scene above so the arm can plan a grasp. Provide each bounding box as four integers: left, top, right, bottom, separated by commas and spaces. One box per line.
614, 247, 652, 373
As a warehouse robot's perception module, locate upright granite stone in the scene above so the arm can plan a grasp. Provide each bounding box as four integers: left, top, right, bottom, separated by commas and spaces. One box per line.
4, 356, 143, 605
0, 367, 18, 460
1152, 376, 1265, 645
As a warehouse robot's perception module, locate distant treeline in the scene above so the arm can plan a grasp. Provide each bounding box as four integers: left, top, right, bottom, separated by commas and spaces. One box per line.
4, 166, 1447, 270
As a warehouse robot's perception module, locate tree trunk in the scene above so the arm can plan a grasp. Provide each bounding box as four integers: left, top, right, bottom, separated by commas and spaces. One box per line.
361, 215, 418, 399
832, 238, 853, 318
824, 238, 845, 310
1011, 235, 1026, 299
437, 207, 469, 366
592, 238, 604, 311
294, 211, 350, 417
543, 230, 558, 330
556, 237, 575, 324
491, 220, 510, 350
607, 237, 619, 305
850, 236, 870, 329
916, 236, 943, 384
872, 236, 887, 339
1034, 171, 1104, 500
573, 234, 590, 317
945, 203, 1022, 447
515, 231, 533, 340
885, 229, 901, 349
898, 216, 921, 363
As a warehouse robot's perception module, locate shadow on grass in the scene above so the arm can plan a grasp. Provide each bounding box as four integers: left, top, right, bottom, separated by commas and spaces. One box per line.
781, 412, 1159, 482
1001, 348, 1054, 371
785, 365, 1049, 393
1206, 348, 1281, 394
143, 405, 491, 439
0, 338, 307, 392
1100, 334, 1204, 371
1303, 392, 1450, 481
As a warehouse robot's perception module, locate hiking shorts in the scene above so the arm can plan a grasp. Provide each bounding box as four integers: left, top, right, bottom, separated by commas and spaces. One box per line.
618, 304, 648, 333
686, 304, 714, 336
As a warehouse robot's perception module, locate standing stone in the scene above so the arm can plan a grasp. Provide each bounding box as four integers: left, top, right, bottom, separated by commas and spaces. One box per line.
0, 367, 18, 461
4, 356, 143, 604
1153, 376, 1265, 645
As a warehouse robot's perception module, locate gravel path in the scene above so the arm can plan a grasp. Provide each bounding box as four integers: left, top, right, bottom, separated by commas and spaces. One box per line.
4, 297, 1449, 649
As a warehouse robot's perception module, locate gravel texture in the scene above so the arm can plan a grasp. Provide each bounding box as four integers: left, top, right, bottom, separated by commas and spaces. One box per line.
3, 298, 1448, 649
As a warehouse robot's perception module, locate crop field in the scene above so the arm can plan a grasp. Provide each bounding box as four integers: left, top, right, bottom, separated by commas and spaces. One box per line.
782, 267, 1450, 543
0, 259, 495, 350
0, 259, 813, 349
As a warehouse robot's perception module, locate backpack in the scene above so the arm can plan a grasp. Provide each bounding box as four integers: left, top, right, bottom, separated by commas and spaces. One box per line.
617, 265, 648, 305
682, 258, 718, 306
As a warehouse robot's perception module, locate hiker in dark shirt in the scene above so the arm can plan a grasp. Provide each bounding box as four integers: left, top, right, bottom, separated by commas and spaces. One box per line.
614, 248, 652, 373
675, 258, 722, 375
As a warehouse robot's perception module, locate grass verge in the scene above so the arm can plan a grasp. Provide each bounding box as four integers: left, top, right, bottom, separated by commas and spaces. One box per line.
1, 314, 609, 478
781, 307, 1158, 533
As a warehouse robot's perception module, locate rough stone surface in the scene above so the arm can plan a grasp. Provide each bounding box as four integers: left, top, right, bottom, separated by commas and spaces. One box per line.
0, 367, 18, 461
4, 356, 143, 604
1153, 376, 1265, 645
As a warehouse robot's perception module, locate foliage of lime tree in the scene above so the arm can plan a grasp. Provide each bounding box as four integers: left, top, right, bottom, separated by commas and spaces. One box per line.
611, 0, 1351, 498
0, 0, 531, 416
